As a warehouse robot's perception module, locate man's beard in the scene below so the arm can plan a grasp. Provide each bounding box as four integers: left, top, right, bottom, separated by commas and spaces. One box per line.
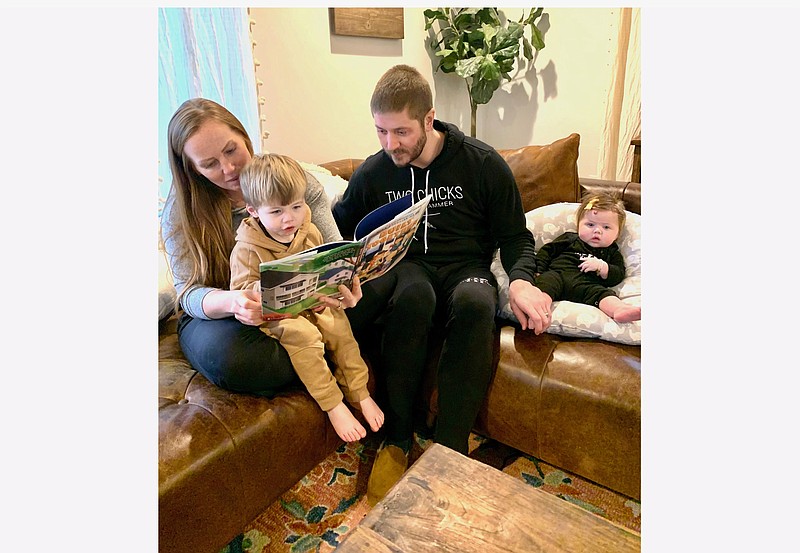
387, 132, 426, 168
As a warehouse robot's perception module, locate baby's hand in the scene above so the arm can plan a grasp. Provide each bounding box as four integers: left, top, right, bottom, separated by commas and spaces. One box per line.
579, 258, 608, 277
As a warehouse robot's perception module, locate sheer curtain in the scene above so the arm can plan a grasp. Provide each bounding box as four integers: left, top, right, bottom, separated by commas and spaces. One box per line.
157, 7, 259, 215
598, 8, 641, 182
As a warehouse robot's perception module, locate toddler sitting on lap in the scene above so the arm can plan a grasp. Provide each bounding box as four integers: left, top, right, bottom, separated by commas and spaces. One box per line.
229, 153, 384, 442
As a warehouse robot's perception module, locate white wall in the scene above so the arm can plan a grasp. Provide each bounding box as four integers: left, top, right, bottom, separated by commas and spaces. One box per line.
251, 8, 626, 179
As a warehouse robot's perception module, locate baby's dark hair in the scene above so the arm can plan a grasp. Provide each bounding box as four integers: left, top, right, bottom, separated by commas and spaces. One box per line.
576, 192, 627, 229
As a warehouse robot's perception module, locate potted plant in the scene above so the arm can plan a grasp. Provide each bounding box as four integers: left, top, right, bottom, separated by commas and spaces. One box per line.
423, 7, 547, 138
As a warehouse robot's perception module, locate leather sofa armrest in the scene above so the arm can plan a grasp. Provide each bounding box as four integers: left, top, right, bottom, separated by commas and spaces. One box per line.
580, 178, 641, 215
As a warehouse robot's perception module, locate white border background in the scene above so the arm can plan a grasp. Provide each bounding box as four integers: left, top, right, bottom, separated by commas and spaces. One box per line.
3, 4, 798, 551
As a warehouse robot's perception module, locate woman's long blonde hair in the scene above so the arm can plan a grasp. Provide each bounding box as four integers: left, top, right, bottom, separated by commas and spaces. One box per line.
162, 98, 254, 300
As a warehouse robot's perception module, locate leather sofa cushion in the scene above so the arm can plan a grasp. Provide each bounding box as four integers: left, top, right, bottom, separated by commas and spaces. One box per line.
497, 133, 581, 212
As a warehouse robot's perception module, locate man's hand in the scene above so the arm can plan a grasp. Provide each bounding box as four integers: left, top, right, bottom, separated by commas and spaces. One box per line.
508, 279, 553, 335
314, 275, 364, 311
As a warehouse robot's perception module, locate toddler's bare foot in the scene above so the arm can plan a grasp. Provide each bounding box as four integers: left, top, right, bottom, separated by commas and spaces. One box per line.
327, 402, 366, 442
613, 305, 641, 323
359, 396, 385, 432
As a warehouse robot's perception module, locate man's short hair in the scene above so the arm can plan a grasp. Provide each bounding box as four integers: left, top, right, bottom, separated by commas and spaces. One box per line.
370, 64, 433, 124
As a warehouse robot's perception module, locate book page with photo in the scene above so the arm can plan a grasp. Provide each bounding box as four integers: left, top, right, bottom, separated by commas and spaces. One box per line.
259, 194, 431, 315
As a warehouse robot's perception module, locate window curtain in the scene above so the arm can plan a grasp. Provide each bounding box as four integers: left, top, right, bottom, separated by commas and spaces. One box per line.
157, 7, 259, 215
598, 8, 641, 182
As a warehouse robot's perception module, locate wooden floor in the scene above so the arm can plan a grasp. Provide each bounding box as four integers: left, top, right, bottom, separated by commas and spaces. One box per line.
336, 443, 641, 552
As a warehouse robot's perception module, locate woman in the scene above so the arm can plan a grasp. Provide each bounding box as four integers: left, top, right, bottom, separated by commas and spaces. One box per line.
161, 97, 360, 395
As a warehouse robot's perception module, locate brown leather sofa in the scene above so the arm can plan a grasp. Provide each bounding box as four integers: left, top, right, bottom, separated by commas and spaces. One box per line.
158, 135, 641, 553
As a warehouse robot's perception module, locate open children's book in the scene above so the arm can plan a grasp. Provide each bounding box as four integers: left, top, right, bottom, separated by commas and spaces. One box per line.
259, 194, 431, 315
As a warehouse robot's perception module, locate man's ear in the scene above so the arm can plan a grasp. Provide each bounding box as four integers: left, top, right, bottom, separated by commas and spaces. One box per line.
246, 205, 259, 218
424, 108, 435, 131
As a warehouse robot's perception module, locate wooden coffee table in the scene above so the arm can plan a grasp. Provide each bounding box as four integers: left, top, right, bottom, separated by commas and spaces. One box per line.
336, 443, 640, 552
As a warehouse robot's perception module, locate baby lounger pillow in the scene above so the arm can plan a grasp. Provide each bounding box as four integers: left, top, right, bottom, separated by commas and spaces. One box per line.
491, 202, 641, 345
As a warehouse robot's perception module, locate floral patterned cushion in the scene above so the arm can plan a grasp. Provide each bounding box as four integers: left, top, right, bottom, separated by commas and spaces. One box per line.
492, 202, 641, 345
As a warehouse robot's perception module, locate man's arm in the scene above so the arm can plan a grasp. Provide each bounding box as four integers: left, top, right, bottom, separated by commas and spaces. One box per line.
483, 153, 551, 334
483, 153, 536, 282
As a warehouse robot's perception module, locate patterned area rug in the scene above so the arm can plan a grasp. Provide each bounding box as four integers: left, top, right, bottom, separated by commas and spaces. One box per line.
221, 433, 641, 552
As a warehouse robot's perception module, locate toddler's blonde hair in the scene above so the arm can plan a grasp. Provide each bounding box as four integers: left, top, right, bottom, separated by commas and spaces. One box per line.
240, 153, 307, 209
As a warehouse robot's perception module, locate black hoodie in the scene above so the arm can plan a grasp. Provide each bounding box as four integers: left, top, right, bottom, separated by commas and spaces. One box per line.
333, 120, 536, 285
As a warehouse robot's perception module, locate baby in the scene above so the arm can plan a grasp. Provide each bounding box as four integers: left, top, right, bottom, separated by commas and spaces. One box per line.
534, 193, 640, 323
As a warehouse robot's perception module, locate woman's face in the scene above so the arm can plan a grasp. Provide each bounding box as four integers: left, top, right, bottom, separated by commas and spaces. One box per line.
182, 120, 252, 196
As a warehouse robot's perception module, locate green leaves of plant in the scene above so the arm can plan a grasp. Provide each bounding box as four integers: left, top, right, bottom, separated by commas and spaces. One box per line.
529, 24, 546, 51
458, 55, 502, 104
423, 8, 448, 29
455, 56, 481, 79
424, 7, 547, 107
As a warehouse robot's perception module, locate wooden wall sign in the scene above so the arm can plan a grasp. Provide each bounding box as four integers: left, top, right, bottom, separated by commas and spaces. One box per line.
331, 8, 404, 39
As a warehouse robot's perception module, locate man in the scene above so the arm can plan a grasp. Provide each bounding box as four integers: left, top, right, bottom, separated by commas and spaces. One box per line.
333, 64, 552, 505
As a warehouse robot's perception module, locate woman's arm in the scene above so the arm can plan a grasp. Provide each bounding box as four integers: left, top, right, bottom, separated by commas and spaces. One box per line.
161, 194, 217, 319
305, 171, 343, 243
162, 193, 262, 322
200, 288, 263, 324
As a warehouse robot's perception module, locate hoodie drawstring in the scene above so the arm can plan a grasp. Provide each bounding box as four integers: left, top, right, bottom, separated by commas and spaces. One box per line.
423, 170, 430, 253
410, 167, 430, 253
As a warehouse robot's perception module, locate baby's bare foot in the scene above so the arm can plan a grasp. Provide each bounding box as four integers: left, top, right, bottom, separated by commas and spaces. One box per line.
359, 396, 385, 432
327, 402, 366, 442
613, 305, 641, 323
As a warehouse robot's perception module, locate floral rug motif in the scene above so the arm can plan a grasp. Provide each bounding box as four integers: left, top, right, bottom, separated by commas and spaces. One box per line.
220, 433, 640, 553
